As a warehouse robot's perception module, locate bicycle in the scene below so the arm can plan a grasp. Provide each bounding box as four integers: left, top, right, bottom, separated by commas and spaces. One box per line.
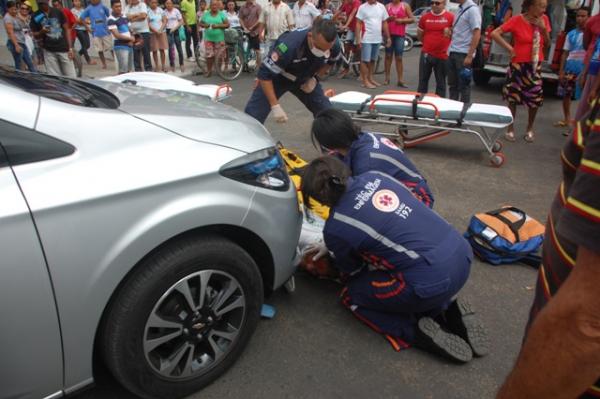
196, 29, 258, 81
329, 30, 361, 77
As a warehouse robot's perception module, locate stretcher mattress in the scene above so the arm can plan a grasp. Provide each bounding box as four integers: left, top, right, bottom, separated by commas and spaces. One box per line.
100, 72, 232, 101
330, 91, 513, 127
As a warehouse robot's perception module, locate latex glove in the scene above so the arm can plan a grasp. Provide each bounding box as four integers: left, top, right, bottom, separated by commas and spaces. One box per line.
300, 77, 317, 94
303, 240, 329, 261
271, 104, 288, 123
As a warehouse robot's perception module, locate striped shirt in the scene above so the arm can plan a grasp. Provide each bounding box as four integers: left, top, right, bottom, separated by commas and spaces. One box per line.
528, 102, 600, 398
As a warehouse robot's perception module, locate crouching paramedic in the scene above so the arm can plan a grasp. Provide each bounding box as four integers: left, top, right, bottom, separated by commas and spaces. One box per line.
301, 156, 489, 362
311, 108, 435, 208
244, 17, 341, 124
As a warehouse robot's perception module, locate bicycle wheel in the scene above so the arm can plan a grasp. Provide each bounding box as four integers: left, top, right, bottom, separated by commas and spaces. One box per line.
216, 43, 244, 81
404, 36, 414, 52
245, 48, 258, 72
349, 51, 361, 76
329, 57, 342, 77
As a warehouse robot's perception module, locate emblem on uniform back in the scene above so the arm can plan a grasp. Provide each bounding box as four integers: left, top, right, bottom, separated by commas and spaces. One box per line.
372, 190, 400, 212
380, 137, 399, 150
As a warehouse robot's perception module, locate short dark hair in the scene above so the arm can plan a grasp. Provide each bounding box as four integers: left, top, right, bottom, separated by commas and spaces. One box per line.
6, 0, 16, 8
312, 17, 337, 42
311, 108, 360, 152
578, 6, 591, 15
111, 0, 120, 6
301, 156, 350, 208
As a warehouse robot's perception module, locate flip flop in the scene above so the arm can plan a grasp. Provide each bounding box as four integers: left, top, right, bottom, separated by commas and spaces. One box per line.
524, 131, 535, 143
361, 83, 376, 89
504, 130, 516, 142
553, 120, 568, 127
397, 81, 408, 88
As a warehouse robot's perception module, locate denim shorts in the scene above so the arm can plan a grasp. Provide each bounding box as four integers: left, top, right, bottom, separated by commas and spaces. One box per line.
385, 35, 405, 56
361, 42, 380, 62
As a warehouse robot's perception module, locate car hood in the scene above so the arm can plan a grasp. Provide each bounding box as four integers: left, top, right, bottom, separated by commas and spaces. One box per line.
87, 79, 275, 154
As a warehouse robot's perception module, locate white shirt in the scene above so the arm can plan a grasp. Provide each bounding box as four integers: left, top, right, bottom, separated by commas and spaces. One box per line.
165, 8, 182, 30
261, 2, 294, 40
124, 1, 150, 33
292, 1, 320, 30
356, 1, 389, 43
147, 7, 165, 32
227, 11, 240, 28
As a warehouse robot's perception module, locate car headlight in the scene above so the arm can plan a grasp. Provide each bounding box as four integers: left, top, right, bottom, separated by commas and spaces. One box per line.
220, 147, 290, 191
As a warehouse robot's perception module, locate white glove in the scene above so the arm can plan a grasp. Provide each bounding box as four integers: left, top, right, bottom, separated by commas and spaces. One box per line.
303, 240, 329, 261
271, 104, 288, 123
300, 77, 317, 94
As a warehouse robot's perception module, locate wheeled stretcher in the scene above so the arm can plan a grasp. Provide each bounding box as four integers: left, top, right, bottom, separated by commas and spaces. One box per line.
101, 72, 232, 102
329, 91, 514, 167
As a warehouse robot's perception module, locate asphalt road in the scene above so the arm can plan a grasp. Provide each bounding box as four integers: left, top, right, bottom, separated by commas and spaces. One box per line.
76, 48, 568, 399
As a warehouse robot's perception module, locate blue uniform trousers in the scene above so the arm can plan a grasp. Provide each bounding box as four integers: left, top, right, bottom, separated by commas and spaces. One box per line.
244, 77, 332, 124
342, 239, 472, 345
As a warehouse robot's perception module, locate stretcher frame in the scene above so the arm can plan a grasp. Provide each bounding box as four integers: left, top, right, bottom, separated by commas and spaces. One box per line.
335, 90, 507, 167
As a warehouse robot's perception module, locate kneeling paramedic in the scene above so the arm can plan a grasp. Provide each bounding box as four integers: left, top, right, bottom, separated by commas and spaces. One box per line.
301, 156, 489, 362
244, 17, 341, 124
311, 108, 435, 208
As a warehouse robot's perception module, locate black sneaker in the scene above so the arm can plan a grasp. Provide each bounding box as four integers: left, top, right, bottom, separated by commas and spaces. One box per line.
414, 317, 473, 363
444, 298, 490, 357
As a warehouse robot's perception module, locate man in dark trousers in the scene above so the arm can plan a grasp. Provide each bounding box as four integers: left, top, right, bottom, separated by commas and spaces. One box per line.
244, 17, 340, 124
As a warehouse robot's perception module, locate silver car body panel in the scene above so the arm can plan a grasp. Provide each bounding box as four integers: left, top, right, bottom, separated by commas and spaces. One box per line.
0, 84, 300, 394
0, 166, 63, 399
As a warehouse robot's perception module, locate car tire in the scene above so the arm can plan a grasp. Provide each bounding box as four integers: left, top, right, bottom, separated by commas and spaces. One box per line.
101, 234, 264, 399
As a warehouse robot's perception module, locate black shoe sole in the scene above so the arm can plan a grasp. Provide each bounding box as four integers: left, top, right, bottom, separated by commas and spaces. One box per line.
416, 317, 473, 363
448, 299, 490, 357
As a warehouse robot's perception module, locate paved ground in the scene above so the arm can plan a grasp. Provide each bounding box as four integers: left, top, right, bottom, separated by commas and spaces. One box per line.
67, 46, 572, 399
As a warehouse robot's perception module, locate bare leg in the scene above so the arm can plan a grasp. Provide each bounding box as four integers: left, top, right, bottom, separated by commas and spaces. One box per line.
562, 96, 572, 123
368, 61, 379, 86
255, 50, 261, 68
152, 50, 159, 71
526, 107, 538, 132
206, 57, 213, 77
360, 61, 375, 88
99, 51, 107, 69
159, 50, 166, 72
384, 52, 392, 84
395, 55, 404, 85
505, 103, 517, 141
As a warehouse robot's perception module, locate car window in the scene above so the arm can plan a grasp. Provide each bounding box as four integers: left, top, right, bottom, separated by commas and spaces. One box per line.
0, 67, 120, 109
0, 119, 75, 167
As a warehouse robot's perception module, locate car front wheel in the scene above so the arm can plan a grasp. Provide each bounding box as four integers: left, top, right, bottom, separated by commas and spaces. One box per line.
101, 235, 264, 399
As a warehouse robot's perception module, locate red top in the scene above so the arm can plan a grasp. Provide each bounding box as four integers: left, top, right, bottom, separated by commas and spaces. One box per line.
583, 14, 600, 64
418, 10, 454, 60
387, 2, 407, 37
339, 0, 361, 32
61, 7, 77, 42
500, 14, 551, 63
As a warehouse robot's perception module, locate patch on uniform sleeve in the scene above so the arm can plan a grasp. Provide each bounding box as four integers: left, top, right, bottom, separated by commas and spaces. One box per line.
372, 190, 400, 213
380, 137, 400, 150
277, 42, 288, 53
271, 51, 279, 62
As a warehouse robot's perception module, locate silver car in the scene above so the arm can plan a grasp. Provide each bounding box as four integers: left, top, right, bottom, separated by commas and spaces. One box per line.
0, 67, 301, 399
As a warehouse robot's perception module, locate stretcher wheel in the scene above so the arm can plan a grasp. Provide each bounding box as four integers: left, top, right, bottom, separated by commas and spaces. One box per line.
490, 152, 505, 168
492, 140, 503, 153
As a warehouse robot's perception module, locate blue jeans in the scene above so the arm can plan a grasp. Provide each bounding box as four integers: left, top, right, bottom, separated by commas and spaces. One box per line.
6, 40, 36, 72
360, 42, 380, 62
385, 35, 405, 56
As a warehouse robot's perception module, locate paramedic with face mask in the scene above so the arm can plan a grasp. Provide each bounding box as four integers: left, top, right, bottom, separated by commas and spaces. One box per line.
301, 156, 489, 362
244, 17, 341, 124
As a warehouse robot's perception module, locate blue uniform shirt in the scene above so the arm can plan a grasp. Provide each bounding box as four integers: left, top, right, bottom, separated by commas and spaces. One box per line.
324, 172, 467, 284
342, 132, 434, 207
258, 29, 341, 85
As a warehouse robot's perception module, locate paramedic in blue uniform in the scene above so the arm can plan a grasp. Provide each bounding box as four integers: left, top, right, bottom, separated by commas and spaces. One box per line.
301, 156, 489, 361
244, 17, 341, 124
311, 108, 435, 208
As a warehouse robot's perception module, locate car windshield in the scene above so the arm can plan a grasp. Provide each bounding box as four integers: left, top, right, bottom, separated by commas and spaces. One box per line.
0, 67, 120, 109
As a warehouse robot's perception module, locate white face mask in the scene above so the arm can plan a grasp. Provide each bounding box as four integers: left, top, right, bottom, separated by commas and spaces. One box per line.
310, 46, 330, 58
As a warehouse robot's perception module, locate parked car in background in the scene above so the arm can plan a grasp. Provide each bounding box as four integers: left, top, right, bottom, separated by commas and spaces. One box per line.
0, 66, 301, 399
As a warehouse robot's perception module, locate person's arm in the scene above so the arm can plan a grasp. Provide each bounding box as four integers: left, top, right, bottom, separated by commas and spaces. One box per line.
558, 50, 568, 81
398, 2, 414, 24
239, 8, 248, 31
5, 20, 23, 53
463, 9, 481, 66
324, 232, 364, 275
355, 17, 362, 47
160, 12, 167, 31
382, 19, 391, 47
490, 26, 515, 58
417, 15, 424, 42
286, 7, 295, 30
497, 246, 600, 399
583, 18, 593, 50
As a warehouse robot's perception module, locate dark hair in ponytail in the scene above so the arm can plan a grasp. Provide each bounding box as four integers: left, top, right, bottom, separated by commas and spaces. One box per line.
311, 108, 360, 152
301, 156, 350, 208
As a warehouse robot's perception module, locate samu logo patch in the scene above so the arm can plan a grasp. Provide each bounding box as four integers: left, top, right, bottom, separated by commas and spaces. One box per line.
372, 190, 399, 213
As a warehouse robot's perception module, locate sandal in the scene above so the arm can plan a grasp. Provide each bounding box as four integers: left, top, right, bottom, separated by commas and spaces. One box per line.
383, 78, 390, 85
524, 131, 535, 143
553, 120, 568, 127
504, 130, 516, 142
397, 81, 408, 88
